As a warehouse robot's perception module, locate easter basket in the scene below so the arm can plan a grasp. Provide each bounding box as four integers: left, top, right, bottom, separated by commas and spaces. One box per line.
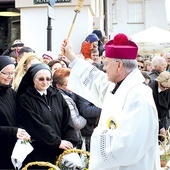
22, 149, 90, 170
159, 133, 170, 168
56, 149, 90, 170
22, 161, 60, 170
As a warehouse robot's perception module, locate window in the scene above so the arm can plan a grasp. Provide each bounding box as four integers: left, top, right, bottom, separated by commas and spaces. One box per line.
112, 1, 117, 24
128, 0, 143, 23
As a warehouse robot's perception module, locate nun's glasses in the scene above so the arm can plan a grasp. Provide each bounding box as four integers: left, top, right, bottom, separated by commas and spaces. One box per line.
0, 71, 15, 76
37, 77, 52, 82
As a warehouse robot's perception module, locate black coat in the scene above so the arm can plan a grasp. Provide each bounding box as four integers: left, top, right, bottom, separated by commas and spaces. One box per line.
72, 94, 101, 137
149, 69, 160, 81
149, 80, 170, 130
98, 40, 104, 56
17, 86, 78, 165
0, 85, 18, 169
2, 48, 12, 56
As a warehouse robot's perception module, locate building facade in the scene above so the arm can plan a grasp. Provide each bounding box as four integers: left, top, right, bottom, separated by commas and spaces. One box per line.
106, 0, 169, 57
15, 0, 105, 57
15, 0, 168, 55
0, 0, 20, 54
4, 0, 169, 57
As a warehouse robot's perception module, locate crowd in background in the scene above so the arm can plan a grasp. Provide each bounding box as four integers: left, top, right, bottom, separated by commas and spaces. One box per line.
0, 29, 170, 169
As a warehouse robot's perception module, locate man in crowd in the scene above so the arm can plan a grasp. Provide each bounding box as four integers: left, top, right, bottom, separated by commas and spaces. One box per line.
61, 33, 160, 170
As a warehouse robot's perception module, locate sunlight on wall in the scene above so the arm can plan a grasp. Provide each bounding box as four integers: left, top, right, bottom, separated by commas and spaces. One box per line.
165, 0, 170, 21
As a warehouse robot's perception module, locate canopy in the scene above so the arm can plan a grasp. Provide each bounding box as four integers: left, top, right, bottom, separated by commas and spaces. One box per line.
130, 26, 170, 43
130, 27, 170, 56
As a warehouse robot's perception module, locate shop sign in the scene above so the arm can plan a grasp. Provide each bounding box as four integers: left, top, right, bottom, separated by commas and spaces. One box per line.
34, 0, 71, 4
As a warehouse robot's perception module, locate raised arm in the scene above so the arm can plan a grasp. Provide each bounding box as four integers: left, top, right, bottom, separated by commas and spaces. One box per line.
61, 39, 77, 62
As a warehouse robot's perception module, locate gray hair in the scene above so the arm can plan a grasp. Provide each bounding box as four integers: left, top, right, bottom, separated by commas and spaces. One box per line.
151, 56, 166, 68
117, 59, 138, 73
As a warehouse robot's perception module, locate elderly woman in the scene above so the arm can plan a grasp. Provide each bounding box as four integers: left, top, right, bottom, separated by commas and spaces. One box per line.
16, 63, 78, 167
149, 71, 170, 138
53, 67, 101, 151
0, 55, 30, 169
52, 67, 87, 148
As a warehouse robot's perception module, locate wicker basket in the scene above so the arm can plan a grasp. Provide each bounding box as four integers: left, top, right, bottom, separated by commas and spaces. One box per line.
22, 149, 90, 170
159, 134, 170, 168
22, 161, 60, 170
56, 149, 90, 169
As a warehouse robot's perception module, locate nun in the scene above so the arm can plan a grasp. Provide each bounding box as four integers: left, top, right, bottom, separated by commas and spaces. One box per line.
0, 55, 30, 169
16, 63, 78, 167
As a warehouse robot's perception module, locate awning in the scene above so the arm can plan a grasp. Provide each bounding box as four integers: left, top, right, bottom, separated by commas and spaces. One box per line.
0, 12, 20, 17
130, 26, 170, 44
130, 27, 170, 56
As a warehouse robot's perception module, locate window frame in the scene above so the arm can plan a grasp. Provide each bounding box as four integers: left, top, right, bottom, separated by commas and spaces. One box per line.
112, 0, 117, 24
127, 0, 144, 24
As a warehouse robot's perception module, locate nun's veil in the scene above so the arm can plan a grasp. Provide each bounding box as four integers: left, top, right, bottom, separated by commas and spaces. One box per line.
16, 63, 51, 100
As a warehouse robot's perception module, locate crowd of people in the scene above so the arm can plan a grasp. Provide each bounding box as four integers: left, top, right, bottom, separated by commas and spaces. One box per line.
137, 54, 170, 139
0, 29, 170, 170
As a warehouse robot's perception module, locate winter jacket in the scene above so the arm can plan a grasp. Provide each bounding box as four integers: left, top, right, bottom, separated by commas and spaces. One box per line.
59, 89, 86, 146
149, 69, 160, 81
149, 80, 170, 130
72, 94, 101, 137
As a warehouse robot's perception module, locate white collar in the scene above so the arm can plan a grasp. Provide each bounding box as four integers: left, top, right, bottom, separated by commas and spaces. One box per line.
36, 88, 47, 96
158, 86, 162, 93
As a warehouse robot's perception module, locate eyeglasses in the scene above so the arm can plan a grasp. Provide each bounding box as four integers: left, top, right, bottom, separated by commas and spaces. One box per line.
37, 77, 52, 81
138, 65, 144, 69
62, 83, 67, 87
0, 72, 15, 76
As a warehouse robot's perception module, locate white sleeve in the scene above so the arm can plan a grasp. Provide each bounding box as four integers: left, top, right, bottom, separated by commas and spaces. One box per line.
68, 58, 113, 108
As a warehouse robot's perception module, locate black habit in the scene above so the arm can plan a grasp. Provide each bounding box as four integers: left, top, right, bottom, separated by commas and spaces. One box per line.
0, 85, 17, 169
17, 85, 78, 166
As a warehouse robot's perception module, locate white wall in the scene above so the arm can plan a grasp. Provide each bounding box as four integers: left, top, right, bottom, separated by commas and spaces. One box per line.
145, 0, 168, 29
107, 0, 168, 39
16, 0, 96, 58
16, 0, 169, 57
